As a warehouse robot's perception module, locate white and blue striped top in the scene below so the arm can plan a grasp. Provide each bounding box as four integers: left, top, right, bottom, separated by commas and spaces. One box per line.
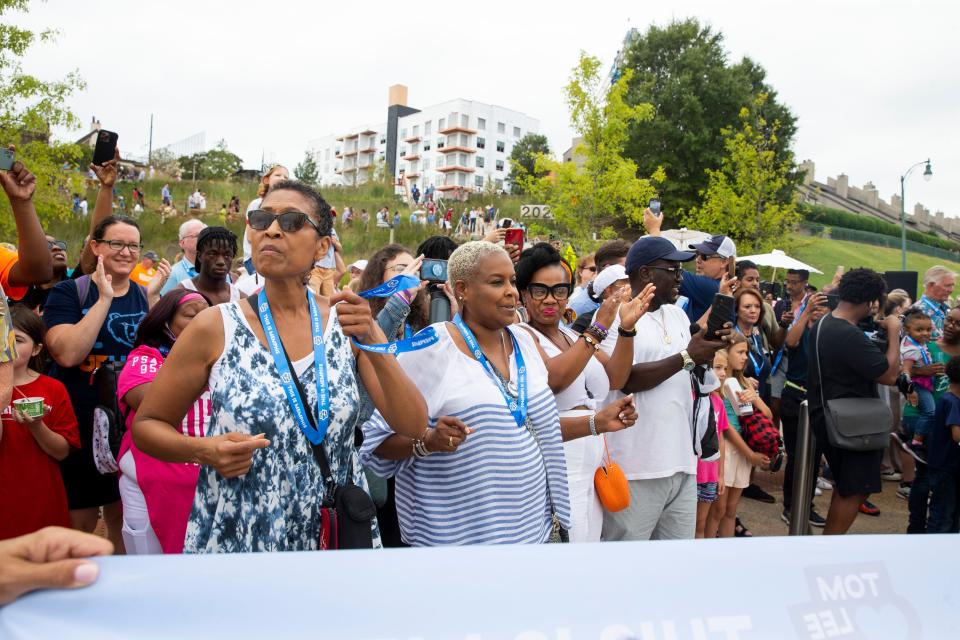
360, 322, 571, 546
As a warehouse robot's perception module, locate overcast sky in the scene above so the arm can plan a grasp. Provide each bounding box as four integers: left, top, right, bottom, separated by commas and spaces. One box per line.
15, 0, 958, 216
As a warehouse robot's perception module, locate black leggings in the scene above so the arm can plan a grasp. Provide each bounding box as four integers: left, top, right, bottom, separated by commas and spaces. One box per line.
781, 386, 822, 509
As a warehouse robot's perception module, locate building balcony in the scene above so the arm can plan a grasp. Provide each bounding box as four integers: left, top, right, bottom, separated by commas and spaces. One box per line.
359, 146, 377, 154
436, 165, 475, 173
439, 125, 477, 135
436, 184, 474, 192
342, 150, 358, 157
343, 132, 360, 139
342, 167, 357, 173
437, 146, 476, 154
402, 153, 420, 161
404, 172, 420, 179
359, 128, 377, 135
403, 135, 421, 143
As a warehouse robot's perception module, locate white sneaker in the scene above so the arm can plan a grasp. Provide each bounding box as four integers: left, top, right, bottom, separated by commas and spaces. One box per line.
881, 470, 903, 482
815, 487, 822, 497
816, 477, 833, 491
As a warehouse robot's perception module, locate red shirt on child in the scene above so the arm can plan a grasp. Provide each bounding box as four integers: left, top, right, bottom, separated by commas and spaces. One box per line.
0, 374, 80, 539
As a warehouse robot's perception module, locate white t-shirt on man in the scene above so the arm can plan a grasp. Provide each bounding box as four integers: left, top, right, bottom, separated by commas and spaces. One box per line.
605, 303, 698, 480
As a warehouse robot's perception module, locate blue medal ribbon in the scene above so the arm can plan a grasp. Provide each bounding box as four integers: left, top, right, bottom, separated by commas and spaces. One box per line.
352, 326, 440, 355
348, 274, 438, 355
771, 295, 810, 374
452, 314, 527, 428
734, 324, 767, 378
356, 274, 421, 299
257, 289, 330, 445
906, 336, 932, 365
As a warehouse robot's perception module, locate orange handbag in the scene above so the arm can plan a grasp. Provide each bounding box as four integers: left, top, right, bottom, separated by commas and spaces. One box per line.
594, 435, 630, 512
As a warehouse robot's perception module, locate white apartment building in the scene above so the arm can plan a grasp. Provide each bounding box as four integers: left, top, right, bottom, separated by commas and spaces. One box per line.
307, 85, 539, 194
396, 99, 539, 195
310, 123, 388, 187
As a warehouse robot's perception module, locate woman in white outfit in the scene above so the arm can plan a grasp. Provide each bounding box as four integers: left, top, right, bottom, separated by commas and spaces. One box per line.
515, 243, 655, 541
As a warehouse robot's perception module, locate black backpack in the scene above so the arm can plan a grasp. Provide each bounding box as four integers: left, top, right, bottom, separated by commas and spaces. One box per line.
91, 360, 129, 474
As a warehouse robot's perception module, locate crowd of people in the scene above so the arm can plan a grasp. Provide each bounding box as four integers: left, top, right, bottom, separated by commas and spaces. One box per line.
2, 150, 960, 601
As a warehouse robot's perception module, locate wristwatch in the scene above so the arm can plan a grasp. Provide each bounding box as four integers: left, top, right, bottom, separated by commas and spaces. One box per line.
679, 349, 696, 372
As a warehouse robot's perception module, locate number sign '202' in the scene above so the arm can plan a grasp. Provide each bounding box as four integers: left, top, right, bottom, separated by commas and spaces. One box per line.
520, 204, 552, 219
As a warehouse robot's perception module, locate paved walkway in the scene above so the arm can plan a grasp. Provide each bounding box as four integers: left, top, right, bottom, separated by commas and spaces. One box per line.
735, 467, 910, 537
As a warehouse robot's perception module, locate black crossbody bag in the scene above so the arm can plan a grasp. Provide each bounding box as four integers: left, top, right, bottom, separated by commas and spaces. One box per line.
249, 298, 376, 549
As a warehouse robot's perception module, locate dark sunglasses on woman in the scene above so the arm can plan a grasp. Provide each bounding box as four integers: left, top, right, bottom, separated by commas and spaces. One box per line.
527, 282, 573, 301
248, 209, 322, 234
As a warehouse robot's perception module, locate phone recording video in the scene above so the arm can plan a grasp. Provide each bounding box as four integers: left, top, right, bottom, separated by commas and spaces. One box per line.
706, 293, 735, 341
0, 148, 13, 171
649, 198, 661, 217
420, 258, 448, 283
92, 130, 119, 166
505, 228, 524, 248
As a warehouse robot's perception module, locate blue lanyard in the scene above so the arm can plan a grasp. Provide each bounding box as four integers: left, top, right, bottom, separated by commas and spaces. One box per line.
452, 314, 527, 428
735, 324, 766, 376
356, 274, 420, 299
350, 275, 440, 355
921, 297, 946, 331
771, 296, 810, 373
257, 289, 330, 445
906, 336, 932, 365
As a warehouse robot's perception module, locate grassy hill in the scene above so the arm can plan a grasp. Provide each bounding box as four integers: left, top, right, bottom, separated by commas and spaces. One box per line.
790, 236, 960, 292
30, 177, 960, 294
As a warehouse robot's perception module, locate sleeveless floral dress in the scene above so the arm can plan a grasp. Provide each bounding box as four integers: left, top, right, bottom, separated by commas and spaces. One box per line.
183, 301, 380, 553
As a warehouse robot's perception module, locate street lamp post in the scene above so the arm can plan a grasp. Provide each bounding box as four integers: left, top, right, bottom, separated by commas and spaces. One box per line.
900, 159, 933, 270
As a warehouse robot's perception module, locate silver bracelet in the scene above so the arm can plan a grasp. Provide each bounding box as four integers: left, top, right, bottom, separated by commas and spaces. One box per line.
588, 413, 598, 437
412, 430, 432, 458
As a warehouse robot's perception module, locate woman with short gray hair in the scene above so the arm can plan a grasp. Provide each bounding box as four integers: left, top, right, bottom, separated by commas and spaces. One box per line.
361, 241, 637, 545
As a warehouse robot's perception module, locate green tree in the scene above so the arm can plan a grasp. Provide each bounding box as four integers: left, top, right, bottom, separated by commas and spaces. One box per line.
506, 133, 550, 194
620, 19, 798, 221
294, 150, 318, 185
0, 0, 86, 239
179, 139, 242, 181
530, 52, 662, 240
680, 94, 800, 254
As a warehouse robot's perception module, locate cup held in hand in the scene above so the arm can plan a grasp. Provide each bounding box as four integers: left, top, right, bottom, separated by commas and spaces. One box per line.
13, 397, 44, 418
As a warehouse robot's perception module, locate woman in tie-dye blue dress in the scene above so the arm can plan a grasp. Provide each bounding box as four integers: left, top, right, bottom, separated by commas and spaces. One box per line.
130, 181, 428, 553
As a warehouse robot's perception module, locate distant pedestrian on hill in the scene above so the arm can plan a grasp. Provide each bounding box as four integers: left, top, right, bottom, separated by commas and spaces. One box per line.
161, 184, 171, 206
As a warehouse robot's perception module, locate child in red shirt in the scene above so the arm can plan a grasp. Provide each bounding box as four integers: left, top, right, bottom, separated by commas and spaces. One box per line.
0, 306, 80, 539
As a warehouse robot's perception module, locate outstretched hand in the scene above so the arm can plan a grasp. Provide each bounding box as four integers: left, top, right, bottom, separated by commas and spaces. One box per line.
0, 526, 113, 605
90, 148, 120, 187
618, 283, 656, 331
0, 146, 37, 202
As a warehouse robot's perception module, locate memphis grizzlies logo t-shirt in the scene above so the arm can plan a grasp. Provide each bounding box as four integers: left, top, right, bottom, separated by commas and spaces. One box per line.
43, 279, 148, 424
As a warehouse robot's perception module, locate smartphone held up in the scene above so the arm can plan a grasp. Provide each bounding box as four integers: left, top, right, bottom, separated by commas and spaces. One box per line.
92, 130, 119, 166
0, 147, 14, 171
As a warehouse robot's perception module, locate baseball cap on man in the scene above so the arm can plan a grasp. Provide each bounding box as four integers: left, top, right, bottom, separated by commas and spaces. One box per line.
688, 235, 736, 259
348, 259, 368, 272
625, 237, 695, 274
142, 251, 159, 261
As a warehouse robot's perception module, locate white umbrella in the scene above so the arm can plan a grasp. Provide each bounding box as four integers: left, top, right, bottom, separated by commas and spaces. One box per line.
737, 249, 823, 275
660, 227, 712, 251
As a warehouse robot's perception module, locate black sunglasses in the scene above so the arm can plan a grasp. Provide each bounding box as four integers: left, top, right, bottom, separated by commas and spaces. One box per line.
47, 239, 67, 251
526, 282, 573, 301
248, 209, 322, 234
647, 265, 684, 280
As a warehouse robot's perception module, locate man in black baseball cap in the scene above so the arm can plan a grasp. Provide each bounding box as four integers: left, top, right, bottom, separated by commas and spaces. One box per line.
602, 237, 730, 542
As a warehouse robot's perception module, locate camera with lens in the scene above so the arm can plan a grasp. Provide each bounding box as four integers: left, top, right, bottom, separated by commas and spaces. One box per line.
858, 315, 889, 353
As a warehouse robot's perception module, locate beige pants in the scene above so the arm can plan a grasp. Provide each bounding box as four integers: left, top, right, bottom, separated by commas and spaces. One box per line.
309, 267, 336, 297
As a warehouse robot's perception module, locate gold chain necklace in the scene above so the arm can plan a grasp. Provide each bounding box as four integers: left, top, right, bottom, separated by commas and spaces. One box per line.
649, 308, 672, 344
